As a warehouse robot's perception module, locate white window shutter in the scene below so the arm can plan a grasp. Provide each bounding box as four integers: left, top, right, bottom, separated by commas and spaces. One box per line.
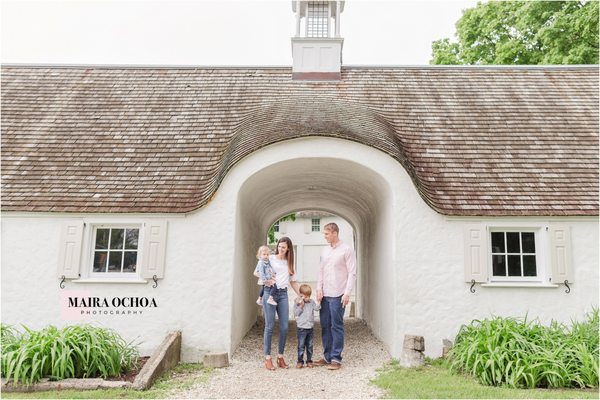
279, 221, 286, 234
464, 224, 488, 283
304, 219, 311, 234
57, 221, 84, 279
549, 225, 573, 283
140, 220, 168, 279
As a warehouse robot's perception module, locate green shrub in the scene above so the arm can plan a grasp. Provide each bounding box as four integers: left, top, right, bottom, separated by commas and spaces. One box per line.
1, 324, 19, 351
448, 309, 599, 389
1, 324, 139, 385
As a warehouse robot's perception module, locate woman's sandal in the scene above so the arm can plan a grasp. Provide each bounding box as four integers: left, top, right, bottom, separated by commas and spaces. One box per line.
265, 357, 275, 370
276, 356, 289, 369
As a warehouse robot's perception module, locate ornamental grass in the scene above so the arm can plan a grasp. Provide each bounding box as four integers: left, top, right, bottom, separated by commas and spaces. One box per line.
1, 324, 139, 385
448, 308, 599, 389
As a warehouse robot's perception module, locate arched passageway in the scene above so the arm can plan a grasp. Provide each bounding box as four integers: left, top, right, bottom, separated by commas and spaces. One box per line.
229, 141, 397, 354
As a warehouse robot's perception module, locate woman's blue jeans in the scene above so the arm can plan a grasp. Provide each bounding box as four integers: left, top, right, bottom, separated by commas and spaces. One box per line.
263, 288, 289, 356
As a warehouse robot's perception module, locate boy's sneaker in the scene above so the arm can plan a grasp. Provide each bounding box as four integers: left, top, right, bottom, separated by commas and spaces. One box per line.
267, 297, 277, 306
296, 362, 303, 369
256, 297, 262, 305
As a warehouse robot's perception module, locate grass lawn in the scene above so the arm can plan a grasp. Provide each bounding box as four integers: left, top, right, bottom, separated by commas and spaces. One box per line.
2, 363, 212, 399
372, 359, 599, 399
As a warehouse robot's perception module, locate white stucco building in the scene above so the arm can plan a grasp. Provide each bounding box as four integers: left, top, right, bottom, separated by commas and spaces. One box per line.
1, 1, 598, 362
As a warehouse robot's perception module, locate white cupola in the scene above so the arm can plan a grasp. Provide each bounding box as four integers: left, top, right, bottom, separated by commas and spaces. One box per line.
291, 1, 344, 80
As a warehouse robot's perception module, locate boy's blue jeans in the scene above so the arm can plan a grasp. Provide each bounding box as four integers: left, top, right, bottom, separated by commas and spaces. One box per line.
319, 295, 345, 363
297, 327, 314, 364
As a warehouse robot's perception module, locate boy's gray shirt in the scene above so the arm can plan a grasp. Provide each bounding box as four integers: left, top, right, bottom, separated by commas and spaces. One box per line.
294, 299, 321, 329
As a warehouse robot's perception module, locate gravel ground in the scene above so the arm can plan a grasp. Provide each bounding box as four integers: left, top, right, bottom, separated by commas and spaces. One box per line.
171, 318, 392, 399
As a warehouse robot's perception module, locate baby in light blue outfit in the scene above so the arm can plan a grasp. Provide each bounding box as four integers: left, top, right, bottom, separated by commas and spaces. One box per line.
254, 245, 277, 305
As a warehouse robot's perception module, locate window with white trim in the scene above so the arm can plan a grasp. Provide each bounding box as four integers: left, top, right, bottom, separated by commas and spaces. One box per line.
465, 223, 569, 287
311, 218, 321, 232
490, 230, 538, 281
92, 227, 139, 274
273, 221, 280, 233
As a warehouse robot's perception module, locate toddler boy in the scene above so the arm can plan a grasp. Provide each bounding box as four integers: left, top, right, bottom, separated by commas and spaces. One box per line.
294, 284, 321, 368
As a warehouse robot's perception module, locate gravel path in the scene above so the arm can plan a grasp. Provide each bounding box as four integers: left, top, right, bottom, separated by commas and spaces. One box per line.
172, 318, 392, 399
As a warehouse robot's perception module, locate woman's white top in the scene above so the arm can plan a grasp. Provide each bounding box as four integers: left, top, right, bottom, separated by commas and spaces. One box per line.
269, 254, 296, 289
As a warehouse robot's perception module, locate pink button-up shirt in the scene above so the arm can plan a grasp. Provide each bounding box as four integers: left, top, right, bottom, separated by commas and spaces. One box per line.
317, 240, 357, 297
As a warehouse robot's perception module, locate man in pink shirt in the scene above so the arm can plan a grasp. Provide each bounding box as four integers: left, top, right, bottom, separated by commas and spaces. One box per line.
314, 222, 357, 370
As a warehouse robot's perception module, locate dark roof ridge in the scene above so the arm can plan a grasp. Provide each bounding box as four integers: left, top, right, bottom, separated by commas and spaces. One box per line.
0, 63, 292, 69
345, 64, 599, 70
1, 63, 597, 70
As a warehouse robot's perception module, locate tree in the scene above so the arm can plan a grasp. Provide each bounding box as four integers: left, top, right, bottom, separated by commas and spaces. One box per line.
431, 1, 599, 65
267, 213, 296, 245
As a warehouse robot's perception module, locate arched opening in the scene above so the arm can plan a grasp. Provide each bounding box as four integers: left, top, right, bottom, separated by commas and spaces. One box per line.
230, 150, 396, 354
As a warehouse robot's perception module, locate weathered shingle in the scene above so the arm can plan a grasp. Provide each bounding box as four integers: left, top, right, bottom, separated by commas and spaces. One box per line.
1, 65, 598, 216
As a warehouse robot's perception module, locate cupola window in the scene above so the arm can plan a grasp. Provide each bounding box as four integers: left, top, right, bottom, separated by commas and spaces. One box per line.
307, 1, 330, 38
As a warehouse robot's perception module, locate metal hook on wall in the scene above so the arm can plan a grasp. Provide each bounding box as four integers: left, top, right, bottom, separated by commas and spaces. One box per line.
59, 275, 66, 289
469, 279, 476, 293
563, 280, 571, 294
152, 275, 159, 288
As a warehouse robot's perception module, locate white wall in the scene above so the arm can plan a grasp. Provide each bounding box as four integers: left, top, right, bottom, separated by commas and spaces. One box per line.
2, 137, 598, 362
1, 210, 236, 362
398, 216, 598, 358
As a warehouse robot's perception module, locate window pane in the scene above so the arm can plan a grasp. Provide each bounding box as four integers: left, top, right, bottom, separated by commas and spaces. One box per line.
491, 232, 505, 253
506, 232, 520, 253
492, 255, 506, 276
108, 252, 122, 272
523, 256, 537, 276
123, 252, 137, 273
311, 219, 320, 232
95, 229, 109, 249
110, 229, 124, 249
125, 229, 139, 249
522, 232, 535, 253
507, 255, 522, 276
307, 2, 329, 38
93, 251, 107, 272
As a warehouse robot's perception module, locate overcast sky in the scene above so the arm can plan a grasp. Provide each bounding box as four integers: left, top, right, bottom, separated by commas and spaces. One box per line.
1, 0, 478, 66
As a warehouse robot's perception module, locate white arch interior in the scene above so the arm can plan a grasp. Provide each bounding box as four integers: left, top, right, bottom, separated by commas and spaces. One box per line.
229, 139, 397, 355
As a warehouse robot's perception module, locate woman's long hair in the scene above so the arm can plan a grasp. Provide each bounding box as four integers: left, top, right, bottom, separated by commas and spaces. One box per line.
276, 236, 295, 275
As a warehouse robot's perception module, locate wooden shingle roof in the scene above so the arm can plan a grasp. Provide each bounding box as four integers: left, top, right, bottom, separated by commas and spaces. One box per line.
1, 65, 598, 216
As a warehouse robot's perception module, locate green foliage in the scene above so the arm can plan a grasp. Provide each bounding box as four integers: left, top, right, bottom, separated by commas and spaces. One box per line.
267, 213, 296, 244
1, 324, 139, 385
448, 309, 599, 389
431, 0, 599, 65
1, 325, 19, 350
372, 358, 598, 399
